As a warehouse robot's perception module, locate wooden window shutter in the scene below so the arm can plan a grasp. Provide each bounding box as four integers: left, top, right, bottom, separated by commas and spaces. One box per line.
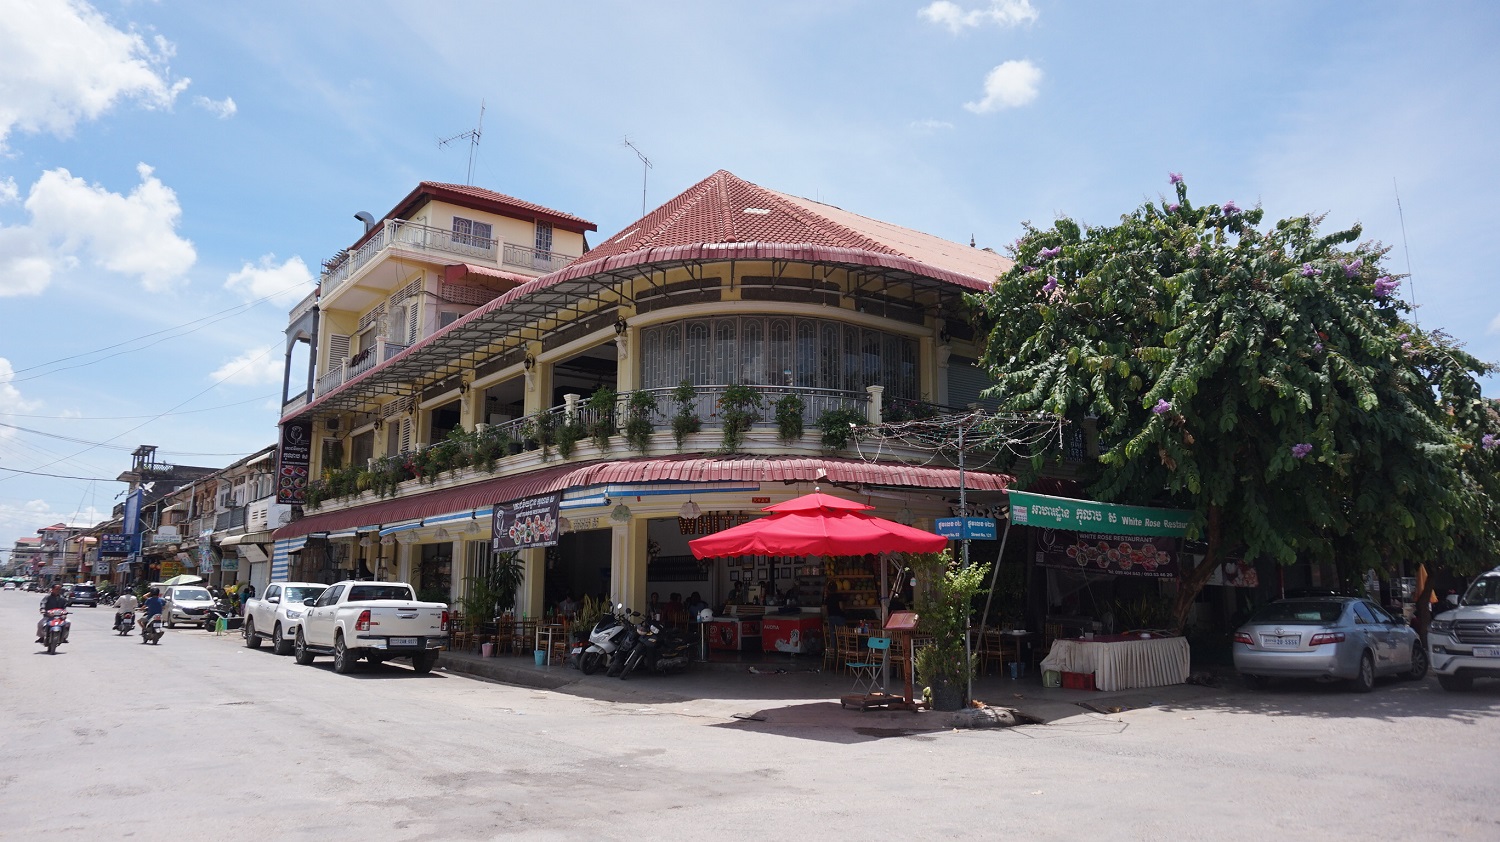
328, 333, 351, 366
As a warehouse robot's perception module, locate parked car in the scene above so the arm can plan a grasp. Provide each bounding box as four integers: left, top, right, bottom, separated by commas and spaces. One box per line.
1232, 596, 1427, 691
68, 583, 99, 607
1427, 568, 1500, 691
295, 580, 448, 674
162, 585, 217, 628
243, 582, 328, 655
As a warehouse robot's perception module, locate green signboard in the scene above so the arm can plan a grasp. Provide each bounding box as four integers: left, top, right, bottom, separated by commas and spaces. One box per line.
1007, 490, 1191, 537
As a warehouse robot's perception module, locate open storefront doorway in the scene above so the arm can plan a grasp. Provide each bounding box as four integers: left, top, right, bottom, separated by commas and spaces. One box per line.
417, 543, 453, 603
546, 528, 611, 611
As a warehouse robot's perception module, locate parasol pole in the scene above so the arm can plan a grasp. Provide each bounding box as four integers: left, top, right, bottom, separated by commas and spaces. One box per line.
879, 551, 890, 693
959, 417, 973, 704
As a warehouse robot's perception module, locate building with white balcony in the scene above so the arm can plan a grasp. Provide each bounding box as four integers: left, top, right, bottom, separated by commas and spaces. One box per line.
273, 170, 1040, 629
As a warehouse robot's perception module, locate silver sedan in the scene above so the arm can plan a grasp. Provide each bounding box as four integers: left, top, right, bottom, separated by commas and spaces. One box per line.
1232, 597, 1428, 691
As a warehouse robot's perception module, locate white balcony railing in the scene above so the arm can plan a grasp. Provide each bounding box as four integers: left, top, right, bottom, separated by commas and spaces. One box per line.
502, 242, 575, 273
319, 219, 502, 301
314, 337, 410, 398
288, 289, 318, 323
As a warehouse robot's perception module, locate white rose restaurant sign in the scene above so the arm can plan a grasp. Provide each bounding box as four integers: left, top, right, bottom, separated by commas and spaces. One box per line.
276, 419, 313, 505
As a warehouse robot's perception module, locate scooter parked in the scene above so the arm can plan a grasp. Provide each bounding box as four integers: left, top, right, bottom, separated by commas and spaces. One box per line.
573, 603, 635, 675
615, 615, 693, 680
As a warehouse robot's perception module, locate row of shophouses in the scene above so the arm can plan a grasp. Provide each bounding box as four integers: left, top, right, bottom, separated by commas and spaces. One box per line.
12, 168, 1286, 640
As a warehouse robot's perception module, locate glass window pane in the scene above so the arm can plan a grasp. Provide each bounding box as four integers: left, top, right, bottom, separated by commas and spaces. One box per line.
796, 321, 817, 387
662, 325, 682, 388
820, 323, 840, 390
740, 319, 764, 385
770, 319, 792, 387
714, 319, 737, 384
843, 327, 860, 392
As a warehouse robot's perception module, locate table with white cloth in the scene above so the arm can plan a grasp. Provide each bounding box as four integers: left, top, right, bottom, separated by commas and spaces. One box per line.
1040, 634, 1190, 691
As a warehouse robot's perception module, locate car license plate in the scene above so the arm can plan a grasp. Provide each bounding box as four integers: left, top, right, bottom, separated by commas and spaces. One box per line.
1260, 634, 1301, 648
390, 637, 418, 647
1473, 646, 1500, 658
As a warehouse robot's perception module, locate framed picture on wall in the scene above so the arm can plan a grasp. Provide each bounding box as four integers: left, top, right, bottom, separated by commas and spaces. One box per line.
756, 557, 769, 568
730, 570, 740, 581
778, 566, 792, 579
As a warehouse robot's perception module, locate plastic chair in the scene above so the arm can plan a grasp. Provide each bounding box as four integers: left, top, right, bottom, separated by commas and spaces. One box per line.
847, 636, 890, 694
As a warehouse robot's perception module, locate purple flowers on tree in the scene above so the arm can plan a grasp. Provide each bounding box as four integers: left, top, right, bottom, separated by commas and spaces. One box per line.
1167, 203, 1180, 212
1483, 434, 1498, 452
1222, 200, 1240, 214
1313, 342, 1324, 353
1152, 399, 1172, 415
1291, 443, 1313, 460
1039, 246, 1062, 259
1343, 259, 1363, 277
1301, 263, 1320, 277
1169, 172, 1183, 185
1373, 276, 1399, 298
1042, 275, 1059, 294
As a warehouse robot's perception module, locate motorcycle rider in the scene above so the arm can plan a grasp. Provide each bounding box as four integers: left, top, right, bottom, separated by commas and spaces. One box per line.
114, 590, 139, 631
36, 584, 71, 644
139, 588, 166, 644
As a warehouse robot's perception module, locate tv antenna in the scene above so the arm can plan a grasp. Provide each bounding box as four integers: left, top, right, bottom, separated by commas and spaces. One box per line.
622, 136, 652, 218
1393, 177, 1419, 324
439, 101, 485, 185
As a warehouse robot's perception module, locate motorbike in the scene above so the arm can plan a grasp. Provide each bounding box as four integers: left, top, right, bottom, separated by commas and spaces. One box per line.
201, 599, 234, 632
572, 603, 635, 675
42, 609, 69, 654
140, 613, 165, 645
614, 615, 693, 680
114, 611, 136, 636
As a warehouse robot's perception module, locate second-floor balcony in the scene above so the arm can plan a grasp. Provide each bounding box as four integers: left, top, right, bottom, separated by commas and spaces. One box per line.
315, 337, 411, 398
502, 242, 574, 274
214, 506, 247, 532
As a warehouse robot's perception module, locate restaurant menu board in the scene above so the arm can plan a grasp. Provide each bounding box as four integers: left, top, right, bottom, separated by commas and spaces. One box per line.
276, 419, 313, 505
1035, 529, 1180, 579
492, 493, 561, 552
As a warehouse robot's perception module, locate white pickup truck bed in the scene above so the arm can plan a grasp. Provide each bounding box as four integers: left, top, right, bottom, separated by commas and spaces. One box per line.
294, 581, 448, 674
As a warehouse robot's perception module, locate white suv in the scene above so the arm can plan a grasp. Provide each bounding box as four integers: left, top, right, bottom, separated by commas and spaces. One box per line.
1427, 569, 1500, 691
243, 582, 327, 655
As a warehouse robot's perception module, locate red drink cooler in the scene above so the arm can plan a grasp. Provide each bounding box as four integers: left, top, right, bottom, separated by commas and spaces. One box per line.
762, 615, 823, 654
708, 618, 762, 651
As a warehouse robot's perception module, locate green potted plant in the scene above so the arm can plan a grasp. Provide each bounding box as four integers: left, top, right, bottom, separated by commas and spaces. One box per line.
909, 549, 991, 711
817, 407, 866, 451
586, 387, 618, 450
670, 380, 701, 450
774, 393, 804, 444
624, 390, 658, 454
718, 383, 762, 452
555, 415, 585, 459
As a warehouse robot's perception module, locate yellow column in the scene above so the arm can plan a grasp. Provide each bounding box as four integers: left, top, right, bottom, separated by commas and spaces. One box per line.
611, 517, 648, 610
518, 546, 545, 618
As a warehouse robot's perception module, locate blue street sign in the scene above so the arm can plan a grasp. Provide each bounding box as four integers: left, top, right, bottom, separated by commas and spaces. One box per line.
935, 517, 998, 540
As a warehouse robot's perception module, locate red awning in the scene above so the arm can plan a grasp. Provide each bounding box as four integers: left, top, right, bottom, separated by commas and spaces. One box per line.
274, 456, 1010, 542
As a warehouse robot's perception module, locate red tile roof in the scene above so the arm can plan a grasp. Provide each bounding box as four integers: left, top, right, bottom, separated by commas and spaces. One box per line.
409, 182, 597, 231
272, 456, 1011, 541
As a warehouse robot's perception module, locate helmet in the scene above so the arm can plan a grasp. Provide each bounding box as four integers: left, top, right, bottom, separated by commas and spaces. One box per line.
149, 588, 160, 597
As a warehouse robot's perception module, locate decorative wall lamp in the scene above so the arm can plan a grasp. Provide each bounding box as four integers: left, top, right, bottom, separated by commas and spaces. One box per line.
611, 503, 633, 523
678, 499, 702, 519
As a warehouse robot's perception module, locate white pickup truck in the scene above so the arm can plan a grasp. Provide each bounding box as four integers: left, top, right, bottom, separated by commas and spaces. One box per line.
243, 581, 328, 655
293, 580, 448, 674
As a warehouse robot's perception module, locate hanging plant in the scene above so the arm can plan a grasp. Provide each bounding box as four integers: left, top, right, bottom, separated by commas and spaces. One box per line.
671, 380, 701, 450
718, 383, 763, 453
625, 390, 658, 454
555, 417, 585, 459
774, 393, 805, 444
817, 407, 866, 451
586, 387, 618, 450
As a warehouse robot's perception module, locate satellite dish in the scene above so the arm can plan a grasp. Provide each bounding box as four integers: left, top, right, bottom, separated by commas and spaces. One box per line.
697, 608, 714, 622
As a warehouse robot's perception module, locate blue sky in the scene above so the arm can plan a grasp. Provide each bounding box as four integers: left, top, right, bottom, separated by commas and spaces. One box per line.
2, 0, 1497, 554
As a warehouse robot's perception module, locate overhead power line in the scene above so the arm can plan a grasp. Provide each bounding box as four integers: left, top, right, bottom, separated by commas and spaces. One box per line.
0, 422, 253, 457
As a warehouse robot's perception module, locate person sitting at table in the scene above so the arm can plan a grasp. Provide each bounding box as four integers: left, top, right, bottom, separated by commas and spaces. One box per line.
558, 592, 579, 618
824, 589, 846, 627
686, 592, 707, 617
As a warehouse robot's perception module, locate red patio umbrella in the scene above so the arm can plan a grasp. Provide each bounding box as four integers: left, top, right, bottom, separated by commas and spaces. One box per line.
688, 492, 946, 559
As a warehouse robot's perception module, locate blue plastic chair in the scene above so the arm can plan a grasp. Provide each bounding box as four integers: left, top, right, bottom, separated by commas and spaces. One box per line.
848, 636, 891, 694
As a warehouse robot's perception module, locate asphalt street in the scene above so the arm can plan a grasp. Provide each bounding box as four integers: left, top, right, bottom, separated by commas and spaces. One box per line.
1, 590, 1497, 841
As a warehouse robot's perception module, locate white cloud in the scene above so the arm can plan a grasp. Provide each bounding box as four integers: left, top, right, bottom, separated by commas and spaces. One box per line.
210, 347, 283, 387
224, 254, 314, 306
920, 0, 1039, 33
193, 95, 237, 119
1489, 312, 1500, 335
0, 163, 196, 296
0, 0, 189, 148
0, 500, 108, 553
0, 177, 17, 204
909, 118, 956, 134
0, 358, 41, 433
963, 60, 1043, 113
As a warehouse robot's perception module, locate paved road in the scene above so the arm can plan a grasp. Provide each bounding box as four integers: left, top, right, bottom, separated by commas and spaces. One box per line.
1, 591, 1497, 841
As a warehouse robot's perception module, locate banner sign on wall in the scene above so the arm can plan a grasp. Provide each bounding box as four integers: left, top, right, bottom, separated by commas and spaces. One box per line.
1034, 530, 1181, 579
1008, 490, 1191, 537
492, 493, 561, 552
100, 534, 133, 556
276, 419, 313, 505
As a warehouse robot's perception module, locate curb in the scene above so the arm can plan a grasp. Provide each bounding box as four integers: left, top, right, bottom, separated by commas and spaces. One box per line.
436, 652, 579, 690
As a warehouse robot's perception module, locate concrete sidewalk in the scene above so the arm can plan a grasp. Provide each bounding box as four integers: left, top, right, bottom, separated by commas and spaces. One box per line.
435, 648, 1232, 726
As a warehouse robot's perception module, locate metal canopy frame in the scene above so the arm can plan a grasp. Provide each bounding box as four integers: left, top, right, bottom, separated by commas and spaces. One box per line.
285, 255, 982, 424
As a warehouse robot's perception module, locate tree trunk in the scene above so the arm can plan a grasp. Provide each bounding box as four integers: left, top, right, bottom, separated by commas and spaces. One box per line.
1171, 505, 1223, 634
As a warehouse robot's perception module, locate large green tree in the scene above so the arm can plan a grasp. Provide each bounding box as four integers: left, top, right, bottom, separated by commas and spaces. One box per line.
971, 176, 1499, 629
